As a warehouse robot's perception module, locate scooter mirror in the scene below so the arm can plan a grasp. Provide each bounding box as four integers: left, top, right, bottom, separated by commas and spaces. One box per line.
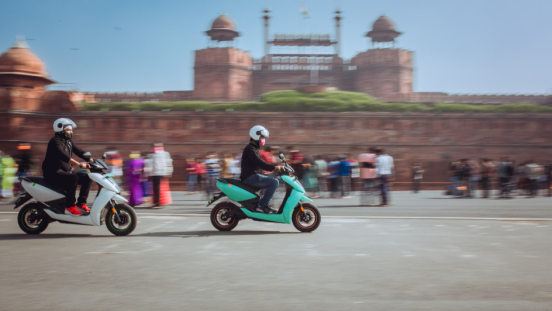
102, 152, 107, 160
83, 152, 92, 158
279, 153, 285, 161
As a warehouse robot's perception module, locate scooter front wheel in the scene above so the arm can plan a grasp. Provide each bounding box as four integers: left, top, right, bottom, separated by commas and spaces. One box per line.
292, 203, 321, 232
105, 204, 137, 236
210, 203, 239, 231
17, 203, 49, 234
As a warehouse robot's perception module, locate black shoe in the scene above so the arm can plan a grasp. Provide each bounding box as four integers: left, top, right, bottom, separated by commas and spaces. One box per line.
256, 206, 275, 214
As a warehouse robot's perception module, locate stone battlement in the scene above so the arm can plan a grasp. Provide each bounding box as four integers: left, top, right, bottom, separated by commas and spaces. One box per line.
380, 92, 551, 104
195, 47, 253, 67
82, 91, 194, 103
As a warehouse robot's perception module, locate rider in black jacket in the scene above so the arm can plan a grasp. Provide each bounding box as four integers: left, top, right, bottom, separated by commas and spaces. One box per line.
240, 125, 283, 214
42, 118, 93, 215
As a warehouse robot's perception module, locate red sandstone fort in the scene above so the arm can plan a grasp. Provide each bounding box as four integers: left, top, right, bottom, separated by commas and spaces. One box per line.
80, 12, 547, 105
0, 12, 551, 188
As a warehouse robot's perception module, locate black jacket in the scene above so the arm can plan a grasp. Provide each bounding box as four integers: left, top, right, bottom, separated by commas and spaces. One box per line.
42, 135, 88, 176
240, 142, 275, 181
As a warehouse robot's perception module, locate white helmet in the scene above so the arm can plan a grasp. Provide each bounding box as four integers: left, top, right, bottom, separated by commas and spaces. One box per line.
53, 118, 77, 132
249, 125, 269, 140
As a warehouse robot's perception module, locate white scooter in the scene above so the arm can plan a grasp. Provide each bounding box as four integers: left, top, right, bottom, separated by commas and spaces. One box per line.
14, 153, 137, 236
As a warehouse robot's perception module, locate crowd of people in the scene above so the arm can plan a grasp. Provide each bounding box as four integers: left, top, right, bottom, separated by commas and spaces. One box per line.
183, 146, 395, 206
447, 157, 552, 198
116, 144, 174, 208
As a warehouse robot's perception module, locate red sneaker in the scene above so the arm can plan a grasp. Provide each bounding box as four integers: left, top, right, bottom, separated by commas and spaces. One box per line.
78, 204, 91, 212
65, 206, 83, 216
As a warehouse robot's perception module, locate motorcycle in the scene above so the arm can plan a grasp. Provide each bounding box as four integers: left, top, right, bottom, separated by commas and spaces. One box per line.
14, 153, 137, 236
208, 153, 321, 232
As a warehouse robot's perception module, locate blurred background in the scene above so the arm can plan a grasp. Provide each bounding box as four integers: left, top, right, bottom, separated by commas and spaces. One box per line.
0, 0, 551, 201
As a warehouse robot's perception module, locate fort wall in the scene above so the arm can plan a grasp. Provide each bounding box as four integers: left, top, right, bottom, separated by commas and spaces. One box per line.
2, 110, 551, 189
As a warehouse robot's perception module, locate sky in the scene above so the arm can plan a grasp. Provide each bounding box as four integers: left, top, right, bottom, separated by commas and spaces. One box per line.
0, 0, 551, 94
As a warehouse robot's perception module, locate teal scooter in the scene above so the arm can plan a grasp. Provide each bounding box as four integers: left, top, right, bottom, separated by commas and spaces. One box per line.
208, 153, 321, 232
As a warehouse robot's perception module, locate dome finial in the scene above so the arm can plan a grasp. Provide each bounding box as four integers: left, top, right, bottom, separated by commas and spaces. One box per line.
13, 35, 29, 49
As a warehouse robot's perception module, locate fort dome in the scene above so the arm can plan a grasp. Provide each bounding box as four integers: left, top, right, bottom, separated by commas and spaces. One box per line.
372, 15, 394, 31
206, 14, 240, 42
211, 14, 235, 30
0, 41, 55, 86
366, 15, 401, 43
0, 42, 47, 78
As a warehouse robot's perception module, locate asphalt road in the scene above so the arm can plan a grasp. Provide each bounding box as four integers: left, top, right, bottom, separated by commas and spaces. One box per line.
1, 211, 552, 310
1, 191, 551, 310
3, 190, 549, 219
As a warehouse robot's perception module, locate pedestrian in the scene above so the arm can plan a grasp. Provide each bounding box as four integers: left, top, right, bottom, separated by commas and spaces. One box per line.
232, 153, 242, 178
338, 155, 351, 198
359, 147, 377, 204
302, 156, 318, 194
525, 160, 542, 197
460, 159, 472, 198
125, 151, 144, 207
496, 157, 513, 199
327, 156, 341, 198
468, 159, 480, 198
447, 161, 462, 196
142, 151, 153, 203
196, 157, 207, 196
375, 148, 394, 206
204, 152, 221, 199
14, 143, 33, 194
185, 157, 198, 194
149, 143, 173, 208
544, 161, 552, 197
480, 158, 495, 198
222, 153, 235, 178
347, 153, 359, 193
1, 153, 15, 198
287, 146, 304, 180
411, 163, 424, 193
313, 155, 328, 198
105, 148, 124, 187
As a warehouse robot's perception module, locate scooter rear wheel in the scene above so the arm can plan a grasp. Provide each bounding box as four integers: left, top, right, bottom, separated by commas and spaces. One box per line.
17, 203, 49, 235
292, 203, 321, 232
211, 203, 239, 231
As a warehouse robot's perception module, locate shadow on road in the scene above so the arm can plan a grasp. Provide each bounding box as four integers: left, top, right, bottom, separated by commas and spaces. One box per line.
137, 230, 300, 238
0, 233, 111, 240
0, 230, 300, 240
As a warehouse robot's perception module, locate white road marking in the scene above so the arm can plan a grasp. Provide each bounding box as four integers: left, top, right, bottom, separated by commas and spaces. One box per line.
140, 216, 185, 220
324, 219, 367, 223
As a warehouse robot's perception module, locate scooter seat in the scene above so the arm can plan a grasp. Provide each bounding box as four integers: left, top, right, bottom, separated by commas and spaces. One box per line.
24, 177, 65, 194
217, 178, 261, 194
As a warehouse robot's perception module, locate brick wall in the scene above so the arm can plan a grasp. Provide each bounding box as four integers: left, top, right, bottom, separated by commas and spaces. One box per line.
2, 111, 551, 188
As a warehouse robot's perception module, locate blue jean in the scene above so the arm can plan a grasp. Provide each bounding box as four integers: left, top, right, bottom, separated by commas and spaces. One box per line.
379, 175, 390, 205
243, 174, 279, 207
187, 174, 197, 192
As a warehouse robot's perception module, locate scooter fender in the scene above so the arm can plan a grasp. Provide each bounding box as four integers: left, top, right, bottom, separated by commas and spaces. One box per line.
112, 194, 129, 203
90, 188, 118, 226
300, 196, 313, 202
283, 189, 305, 224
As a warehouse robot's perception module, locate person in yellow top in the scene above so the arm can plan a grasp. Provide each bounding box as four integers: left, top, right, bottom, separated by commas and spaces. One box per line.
1, 154, 16, 198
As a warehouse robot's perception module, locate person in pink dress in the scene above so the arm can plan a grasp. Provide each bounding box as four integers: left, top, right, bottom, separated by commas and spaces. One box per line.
358, 147, 377, 205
